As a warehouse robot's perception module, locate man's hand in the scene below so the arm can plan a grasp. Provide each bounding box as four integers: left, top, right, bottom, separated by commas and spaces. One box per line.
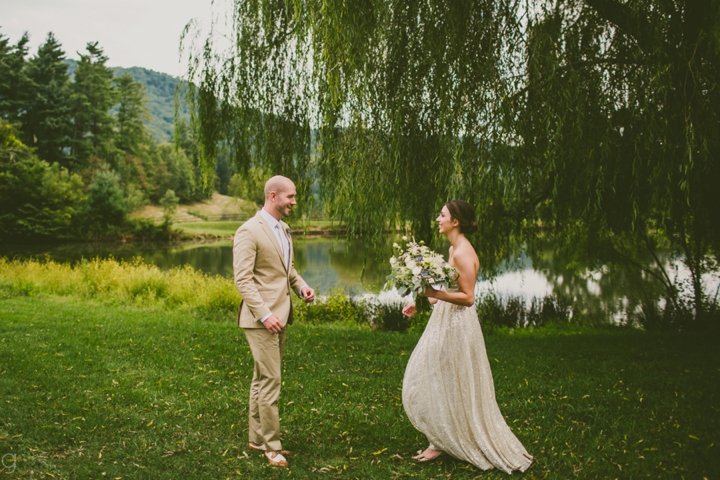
263, 315, 284, 334
301, 286, 316, 303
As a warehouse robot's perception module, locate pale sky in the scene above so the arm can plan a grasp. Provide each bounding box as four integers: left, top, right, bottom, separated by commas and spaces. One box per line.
1, 0, 233, 77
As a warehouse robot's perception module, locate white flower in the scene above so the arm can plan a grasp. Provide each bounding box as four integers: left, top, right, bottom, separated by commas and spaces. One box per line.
402, 235, 408, 241
412, 266, 422, 276
390, 257, 397, 265
405, 258, 416, 269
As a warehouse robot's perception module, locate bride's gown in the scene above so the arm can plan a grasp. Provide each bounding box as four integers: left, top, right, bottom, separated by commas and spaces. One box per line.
402, 297, 533, 473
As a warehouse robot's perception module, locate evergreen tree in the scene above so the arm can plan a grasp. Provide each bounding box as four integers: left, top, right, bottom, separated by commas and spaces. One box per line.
114, 73, 150, 156
0, 31, 31, 124
112, 73, 157, 202
23, 32, 73, 166
70, 42, 117, 169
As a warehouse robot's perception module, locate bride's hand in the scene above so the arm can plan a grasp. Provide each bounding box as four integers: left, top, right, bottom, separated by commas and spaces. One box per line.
402, 303, 416, 317
424, 286, 438, 298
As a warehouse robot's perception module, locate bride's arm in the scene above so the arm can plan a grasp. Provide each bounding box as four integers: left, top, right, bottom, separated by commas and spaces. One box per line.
424, 252, 476, 307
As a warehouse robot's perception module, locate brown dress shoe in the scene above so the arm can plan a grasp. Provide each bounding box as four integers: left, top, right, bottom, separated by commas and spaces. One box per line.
249, 442, 292, 456
265, 450, 289, 467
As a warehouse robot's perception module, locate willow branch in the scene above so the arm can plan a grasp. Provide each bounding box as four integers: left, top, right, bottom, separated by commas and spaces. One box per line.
583, 0, 663, 54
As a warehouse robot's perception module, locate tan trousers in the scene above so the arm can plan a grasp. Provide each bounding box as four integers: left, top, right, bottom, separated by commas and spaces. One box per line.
243, 327, 286, 451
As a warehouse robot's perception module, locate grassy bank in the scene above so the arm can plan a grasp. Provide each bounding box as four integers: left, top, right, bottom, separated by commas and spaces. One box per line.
174, 221, 243, 238
174, 219, 347, 239
130, 192, 347, 240
1, 293, 718, 479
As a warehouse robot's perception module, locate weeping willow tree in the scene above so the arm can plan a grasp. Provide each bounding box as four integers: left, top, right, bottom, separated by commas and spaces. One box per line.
183, 0, 720, 322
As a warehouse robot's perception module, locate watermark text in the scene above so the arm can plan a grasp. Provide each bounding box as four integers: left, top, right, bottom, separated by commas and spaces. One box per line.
1, 454, 15, 474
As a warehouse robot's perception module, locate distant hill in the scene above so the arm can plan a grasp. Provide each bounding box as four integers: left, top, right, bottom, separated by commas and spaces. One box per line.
66, 60, 189, 143
112, 66, 190, 143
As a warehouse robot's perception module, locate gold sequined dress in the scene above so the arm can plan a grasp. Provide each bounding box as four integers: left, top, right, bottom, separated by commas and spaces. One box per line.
402, 298, 533, 473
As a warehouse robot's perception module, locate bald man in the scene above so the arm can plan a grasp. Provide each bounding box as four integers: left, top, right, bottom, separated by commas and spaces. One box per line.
233, 175, 315, 468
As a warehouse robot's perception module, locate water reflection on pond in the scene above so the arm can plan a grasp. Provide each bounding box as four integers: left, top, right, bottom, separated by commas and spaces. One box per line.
1, 238, 717, 323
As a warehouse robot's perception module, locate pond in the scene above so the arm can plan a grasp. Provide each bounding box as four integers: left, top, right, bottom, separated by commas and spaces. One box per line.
1, 238, 717, 323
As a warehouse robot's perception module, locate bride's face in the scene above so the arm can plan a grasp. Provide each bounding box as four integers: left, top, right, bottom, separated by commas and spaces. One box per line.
436, 206, 457, 235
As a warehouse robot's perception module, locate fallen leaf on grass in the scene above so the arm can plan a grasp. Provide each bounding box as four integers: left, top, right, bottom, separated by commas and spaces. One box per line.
373, 447, 388, 455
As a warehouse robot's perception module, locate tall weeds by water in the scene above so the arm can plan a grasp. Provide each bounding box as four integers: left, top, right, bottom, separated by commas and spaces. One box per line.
0, 257, 238, 317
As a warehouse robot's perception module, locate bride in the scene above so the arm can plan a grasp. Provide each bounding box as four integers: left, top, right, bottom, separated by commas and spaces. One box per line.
401, 200, 533, 473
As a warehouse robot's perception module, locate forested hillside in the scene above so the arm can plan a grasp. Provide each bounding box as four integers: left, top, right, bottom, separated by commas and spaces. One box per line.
112, 67, 189, 143
66, 59, 188, 142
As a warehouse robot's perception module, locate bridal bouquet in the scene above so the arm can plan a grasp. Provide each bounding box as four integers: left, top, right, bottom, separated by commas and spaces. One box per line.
386, 237, 457, 304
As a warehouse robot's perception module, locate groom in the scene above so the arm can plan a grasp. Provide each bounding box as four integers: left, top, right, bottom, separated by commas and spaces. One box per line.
233, 175, 315, 468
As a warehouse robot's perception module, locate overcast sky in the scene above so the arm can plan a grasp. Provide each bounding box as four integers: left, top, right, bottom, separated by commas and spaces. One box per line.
1, 0, 232, 77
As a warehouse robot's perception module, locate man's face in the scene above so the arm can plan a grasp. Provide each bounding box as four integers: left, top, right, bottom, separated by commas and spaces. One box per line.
271, 183, 297, 218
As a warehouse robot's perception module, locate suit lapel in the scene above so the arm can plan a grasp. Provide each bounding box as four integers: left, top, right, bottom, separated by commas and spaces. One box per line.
257, 213, 288, 271
280, 221, 292, 268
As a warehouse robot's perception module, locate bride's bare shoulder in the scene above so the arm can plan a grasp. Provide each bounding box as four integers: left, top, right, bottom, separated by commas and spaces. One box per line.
455, 241, 479, 266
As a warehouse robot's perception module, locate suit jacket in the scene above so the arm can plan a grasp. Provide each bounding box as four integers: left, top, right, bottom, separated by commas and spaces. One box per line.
233, 211, 306, 328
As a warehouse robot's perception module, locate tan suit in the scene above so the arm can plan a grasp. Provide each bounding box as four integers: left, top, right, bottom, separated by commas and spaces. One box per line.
233, 211, 307, 451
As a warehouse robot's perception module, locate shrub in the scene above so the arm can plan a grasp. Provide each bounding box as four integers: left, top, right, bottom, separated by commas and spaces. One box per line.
227, 166, 269, 205
0, 138, 86, 241
159, 189, 179, 223
365, 292, 412, 332
476, 293, 572, 332
293, 287, 369, 326
634, 297, 697, 331
85, 166, 128, 230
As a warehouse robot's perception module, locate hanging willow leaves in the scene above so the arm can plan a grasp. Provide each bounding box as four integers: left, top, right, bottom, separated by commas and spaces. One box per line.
183, 0, 720, 321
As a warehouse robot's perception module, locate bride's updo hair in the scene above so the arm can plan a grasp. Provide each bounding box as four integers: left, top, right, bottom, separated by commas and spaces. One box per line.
445, 200, 478, 235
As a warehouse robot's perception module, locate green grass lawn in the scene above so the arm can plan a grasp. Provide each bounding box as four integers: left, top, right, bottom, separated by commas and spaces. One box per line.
175, 221, 242, 237
1, 295, 718, 479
